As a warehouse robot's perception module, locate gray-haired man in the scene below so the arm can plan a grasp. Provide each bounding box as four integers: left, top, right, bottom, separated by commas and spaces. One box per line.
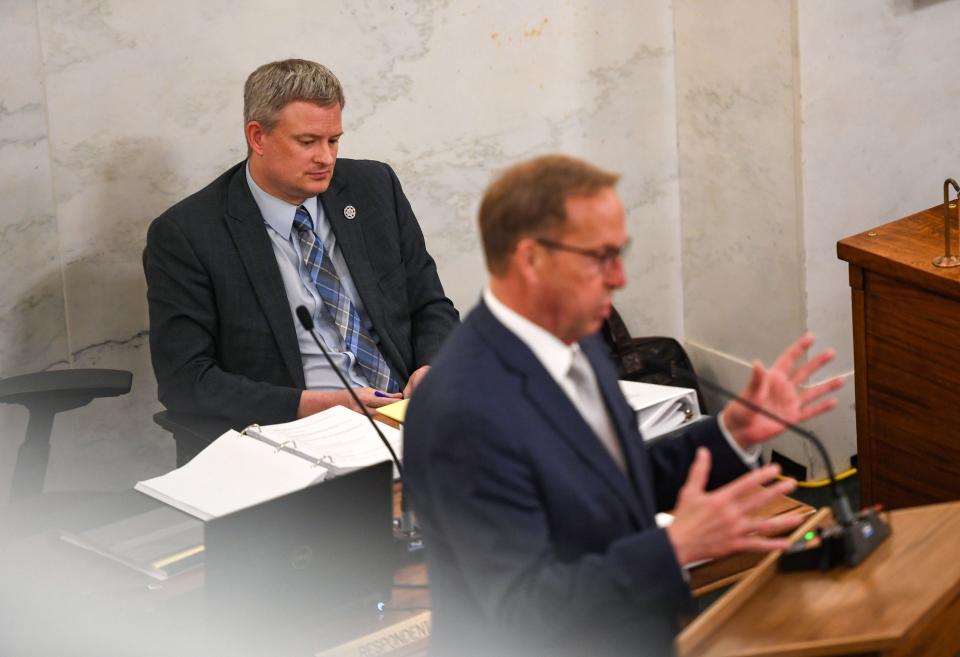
145, 59, 458, 463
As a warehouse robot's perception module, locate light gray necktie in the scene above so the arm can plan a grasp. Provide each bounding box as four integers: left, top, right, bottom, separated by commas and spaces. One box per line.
567, 350, 626, 473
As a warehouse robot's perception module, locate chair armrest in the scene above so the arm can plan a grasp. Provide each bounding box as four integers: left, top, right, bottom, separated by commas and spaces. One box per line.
153, 411, 236, 466
0, 369, 132, 411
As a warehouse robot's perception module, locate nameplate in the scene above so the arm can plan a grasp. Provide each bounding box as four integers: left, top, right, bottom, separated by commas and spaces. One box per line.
316, 610, 431, 657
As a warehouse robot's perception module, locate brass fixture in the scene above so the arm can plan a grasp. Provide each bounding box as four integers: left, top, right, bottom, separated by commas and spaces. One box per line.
933, 178, 960, 268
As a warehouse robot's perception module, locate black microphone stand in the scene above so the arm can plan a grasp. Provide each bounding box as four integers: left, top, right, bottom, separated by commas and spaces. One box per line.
295, 306, 419, 547
660, 361, 891, 570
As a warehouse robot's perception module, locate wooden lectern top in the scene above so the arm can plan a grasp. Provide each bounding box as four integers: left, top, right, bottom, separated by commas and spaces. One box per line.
678, 501, 960, 657
837, 201, 960, 297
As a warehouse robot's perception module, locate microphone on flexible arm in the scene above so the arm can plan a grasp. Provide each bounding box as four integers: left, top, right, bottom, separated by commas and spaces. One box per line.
643, 356, 891, 571
294, 305, 418, 544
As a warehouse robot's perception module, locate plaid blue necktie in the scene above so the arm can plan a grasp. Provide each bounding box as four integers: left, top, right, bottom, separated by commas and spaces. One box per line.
293, 205, 400, 392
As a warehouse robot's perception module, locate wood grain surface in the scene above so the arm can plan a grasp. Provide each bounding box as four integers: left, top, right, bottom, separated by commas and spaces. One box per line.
678, 501, 960, 657
839, 203, 960, 509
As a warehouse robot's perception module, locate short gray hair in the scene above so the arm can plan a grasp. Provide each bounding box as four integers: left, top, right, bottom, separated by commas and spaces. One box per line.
243, 59, 345, 131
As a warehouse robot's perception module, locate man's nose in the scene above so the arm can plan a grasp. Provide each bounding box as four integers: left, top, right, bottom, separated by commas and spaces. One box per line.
605, 257, 626, 288
314, 144, 334, 165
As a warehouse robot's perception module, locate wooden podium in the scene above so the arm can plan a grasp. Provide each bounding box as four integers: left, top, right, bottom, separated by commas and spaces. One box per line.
838, 204, 960, 509
677, 501, 960, 657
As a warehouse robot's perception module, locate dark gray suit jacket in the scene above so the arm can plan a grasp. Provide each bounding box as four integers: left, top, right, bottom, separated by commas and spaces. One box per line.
145, 159, 459, 430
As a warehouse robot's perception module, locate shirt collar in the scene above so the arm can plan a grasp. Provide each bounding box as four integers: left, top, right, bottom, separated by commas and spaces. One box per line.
483, 286, 579, 385
245, 162, 319, 238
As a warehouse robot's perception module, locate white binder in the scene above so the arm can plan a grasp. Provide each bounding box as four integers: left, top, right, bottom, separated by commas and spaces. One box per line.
617, 380, 702, 440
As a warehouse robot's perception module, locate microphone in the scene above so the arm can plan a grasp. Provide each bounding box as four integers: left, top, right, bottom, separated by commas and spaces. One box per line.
643, 356, 891, 570
294, 306, 418, 541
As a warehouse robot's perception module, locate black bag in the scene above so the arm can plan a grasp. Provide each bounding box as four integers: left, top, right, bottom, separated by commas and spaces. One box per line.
600, 307, 708, 414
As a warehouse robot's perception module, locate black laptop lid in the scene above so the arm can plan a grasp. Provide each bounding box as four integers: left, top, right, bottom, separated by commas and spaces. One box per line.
203, 461, 394, 639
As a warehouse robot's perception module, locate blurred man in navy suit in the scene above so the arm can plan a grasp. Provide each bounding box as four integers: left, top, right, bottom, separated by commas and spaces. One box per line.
405, 155, 841, 656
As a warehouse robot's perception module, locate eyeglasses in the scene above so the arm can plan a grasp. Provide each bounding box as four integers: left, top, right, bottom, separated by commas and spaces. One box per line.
535, 237, 631, 272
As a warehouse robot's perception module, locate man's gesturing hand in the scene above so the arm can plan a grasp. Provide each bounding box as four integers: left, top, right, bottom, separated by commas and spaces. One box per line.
666, 448, 804, 567
722, 333, 844, 451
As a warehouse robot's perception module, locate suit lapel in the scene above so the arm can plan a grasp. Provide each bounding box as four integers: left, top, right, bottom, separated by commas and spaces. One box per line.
224, 165, 305, 388
582, 338, 658, 521
318, 172, 402, 375
473, 303, 645, 525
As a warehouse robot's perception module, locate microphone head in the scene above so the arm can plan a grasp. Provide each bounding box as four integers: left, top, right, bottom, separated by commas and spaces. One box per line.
295, 305, 314, 331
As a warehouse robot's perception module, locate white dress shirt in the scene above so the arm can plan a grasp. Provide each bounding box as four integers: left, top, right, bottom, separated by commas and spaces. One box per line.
482, 287, 760, 467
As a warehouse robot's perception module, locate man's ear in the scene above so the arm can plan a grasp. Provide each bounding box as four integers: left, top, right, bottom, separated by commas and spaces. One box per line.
245, 121, 266, 156
513, 238, 543, 286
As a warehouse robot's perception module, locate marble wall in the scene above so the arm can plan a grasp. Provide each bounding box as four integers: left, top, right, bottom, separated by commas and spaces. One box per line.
798, 0, 960, 370
675, 0, 804, 362
674, 0, 821, 470
0, 0, 684, 500
0, 0, 71, 501
10, 0, 953, 494
677, 0, 960, 478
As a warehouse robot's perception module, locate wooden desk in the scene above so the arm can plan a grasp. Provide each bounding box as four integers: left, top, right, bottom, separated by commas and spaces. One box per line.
679, 501, 960, 657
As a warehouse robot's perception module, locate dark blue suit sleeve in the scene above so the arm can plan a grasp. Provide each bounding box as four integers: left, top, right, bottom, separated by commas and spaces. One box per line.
645, 416, 752, 512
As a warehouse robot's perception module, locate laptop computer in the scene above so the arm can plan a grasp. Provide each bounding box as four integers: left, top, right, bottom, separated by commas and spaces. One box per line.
203, 461, 395, 653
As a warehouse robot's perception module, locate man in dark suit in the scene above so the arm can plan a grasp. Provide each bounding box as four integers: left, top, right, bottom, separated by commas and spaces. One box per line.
145, 60, 458, 462
404, 155, 842, 656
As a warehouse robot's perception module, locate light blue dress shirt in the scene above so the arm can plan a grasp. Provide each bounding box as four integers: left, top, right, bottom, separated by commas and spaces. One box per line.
245, 164, 380, 390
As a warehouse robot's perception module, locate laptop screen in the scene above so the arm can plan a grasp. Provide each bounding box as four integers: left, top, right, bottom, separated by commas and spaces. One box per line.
203, 461, 395, 650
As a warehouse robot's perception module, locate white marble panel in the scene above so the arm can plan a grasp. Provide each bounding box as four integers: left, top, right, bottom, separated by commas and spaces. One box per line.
675, 0, 804, 363
35, 0, 684, 348
338, 1, 685, 333
0, 0, 69, 375
0, 0, 70, 503
798, 0, 960, 374
35, 0, 246, 354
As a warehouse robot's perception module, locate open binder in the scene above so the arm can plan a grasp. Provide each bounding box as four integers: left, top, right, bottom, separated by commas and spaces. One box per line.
135, 406, 402, 520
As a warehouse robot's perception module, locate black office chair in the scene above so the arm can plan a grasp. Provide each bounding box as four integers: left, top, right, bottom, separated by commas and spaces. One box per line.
1, 368, 132, 501
0, 369, 148, 540
153, 409, 234, 467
